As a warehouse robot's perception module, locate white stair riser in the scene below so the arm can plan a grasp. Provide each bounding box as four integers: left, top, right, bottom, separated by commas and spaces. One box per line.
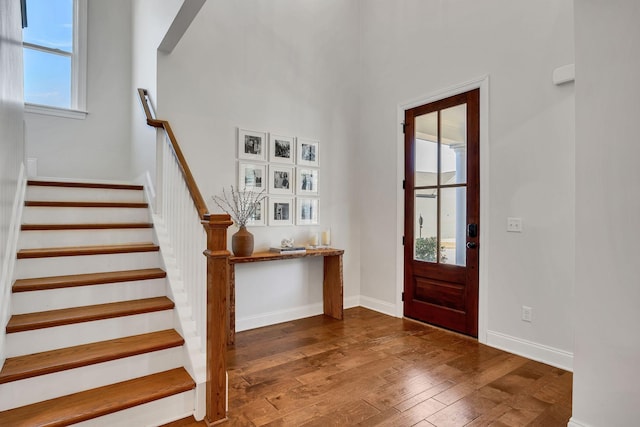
22, 206, 151, 224
70, 390, 195, 427
15, 252, 162, 279
18, 228, 155, 249
11, 279, 168, 314
6, 311, 173, 357
26, 187, 145, 203
0, 347, 183, 411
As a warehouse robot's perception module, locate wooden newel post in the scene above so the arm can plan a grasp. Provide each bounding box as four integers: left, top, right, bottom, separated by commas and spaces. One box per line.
202, 214, 233, 426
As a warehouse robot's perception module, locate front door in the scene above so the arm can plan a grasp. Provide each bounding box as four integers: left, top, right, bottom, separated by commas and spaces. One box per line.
403, 89, 480, 337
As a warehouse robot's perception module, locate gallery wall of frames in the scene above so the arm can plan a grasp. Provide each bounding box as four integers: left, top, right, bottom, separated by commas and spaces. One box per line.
237, 128, 320, 227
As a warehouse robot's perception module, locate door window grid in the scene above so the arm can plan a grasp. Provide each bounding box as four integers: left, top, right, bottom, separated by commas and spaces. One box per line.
413, 106, 468, 266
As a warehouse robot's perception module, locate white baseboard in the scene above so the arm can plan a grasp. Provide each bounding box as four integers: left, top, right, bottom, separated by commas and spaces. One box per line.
567, 417, 590, 427
236, 303, 324, 332
235, 295, 377, 332
344, 295, 360, 309
359, 295, 398, 318
486, 330, 573, 372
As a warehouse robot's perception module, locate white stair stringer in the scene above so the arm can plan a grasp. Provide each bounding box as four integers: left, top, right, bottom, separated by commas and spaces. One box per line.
0, 164, 27, 367
152, 214, 208, 421
0, 347, 183, 411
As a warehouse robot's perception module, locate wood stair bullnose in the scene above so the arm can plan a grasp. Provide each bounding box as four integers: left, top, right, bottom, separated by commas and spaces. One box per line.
0, 330, 184, 384
25, 201, 148, 208
0, 368, 194, 427
27, 180, 144, 191
6, 297, 175, 333
17, 242, 159, 259
13, 268, 167, 292
21, 223, 154, 231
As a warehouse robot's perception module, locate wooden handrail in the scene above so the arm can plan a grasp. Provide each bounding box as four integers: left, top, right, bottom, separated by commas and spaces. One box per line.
136, 89, 231, 424
137, 88, 209, 220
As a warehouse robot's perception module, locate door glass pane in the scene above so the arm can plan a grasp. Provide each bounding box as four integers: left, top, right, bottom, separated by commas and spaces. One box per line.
414, 111, 438, 187
440, 187, 466, 266
440, 104, 467, 185
414, 189, 438, 262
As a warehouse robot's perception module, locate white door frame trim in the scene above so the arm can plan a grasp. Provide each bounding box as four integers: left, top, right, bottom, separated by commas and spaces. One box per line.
396, 75, 490, 343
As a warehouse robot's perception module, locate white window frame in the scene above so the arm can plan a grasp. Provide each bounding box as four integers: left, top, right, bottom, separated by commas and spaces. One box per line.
24, 0, 88, 119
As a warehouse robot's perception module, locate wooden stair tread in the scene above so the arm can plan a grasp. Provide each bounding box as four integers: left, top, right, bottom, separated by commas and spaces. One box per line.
27, 180, 144, 191
17, 242, 159, 259
0, 368, 194, 427
6, 296, 174, 333
13, 268, 167, 292
22, 223, 154, 231
25, 201, 148, 208
0, 330, 184, 384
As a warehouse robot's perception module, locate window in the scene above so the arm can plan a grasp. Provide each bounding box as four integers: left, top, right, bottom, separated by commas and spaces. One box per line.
23, 0, 87, 118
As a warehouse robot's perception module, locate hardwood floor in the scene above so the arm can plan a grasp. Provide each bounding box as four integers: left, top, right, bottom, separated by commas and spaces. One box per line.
167, 307, 572, 426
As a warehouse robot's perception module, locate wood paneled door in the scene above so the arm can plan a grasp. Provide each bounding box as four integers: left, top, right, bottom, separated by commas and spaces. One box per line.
404, 89, 480, 337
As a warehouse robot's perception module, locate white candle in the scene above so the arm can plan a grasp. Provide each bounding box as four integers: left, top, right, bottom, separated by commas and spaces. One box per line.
310, 233, 319, 246
321, 229, 331, 246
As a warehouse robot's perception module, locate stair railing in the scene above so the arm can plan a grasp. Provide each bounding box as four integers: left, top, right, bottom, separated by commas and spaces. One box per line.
137, 88, 231, 424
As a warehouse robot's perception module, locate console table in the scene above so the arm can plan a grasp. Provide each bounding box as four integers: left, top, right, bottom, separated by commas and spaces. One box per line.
227, 248, 344, 346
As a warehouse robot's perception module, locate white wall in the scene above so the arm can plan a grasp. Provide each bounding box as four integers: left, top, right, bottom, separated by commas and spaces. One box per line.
24, 0, 133, 181
358, 0, 575, 368
157, 0, 361, 329
131, 0, 184, 183
0, 0, 25, 364
572, 1, 640, 425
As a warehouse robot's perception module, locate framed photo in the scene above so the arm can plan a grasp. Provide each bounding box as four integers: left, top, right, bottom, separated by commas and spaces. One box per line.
297, 139, 319, 167
269, 134, 295, 164
247, 197, 266, 227
238, 162, 266, 191
297, 198, 319, 225
238, 129, 267, 161
269, 197, 294, 226
268, 165, 294, 195
296, 168, 319, 195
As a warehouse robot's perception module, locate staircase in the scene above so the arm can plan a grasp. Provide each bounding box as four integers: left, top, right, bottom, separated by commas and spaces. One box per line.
0, 180, 196, 426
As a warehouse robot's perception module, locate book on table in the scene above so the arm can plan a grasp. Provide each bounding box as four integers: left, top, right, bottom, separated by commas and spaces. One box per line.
270, 246, 307, 254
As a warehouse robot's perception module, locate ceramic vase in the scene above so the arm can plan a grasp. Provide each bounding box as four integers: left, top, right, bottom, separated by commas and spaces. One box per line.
232, 225, 254, 257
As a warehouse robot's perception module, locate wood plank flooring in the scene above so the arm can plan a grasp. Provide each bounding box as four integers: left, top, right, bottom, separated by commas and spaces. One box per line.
167, 307, 572, 426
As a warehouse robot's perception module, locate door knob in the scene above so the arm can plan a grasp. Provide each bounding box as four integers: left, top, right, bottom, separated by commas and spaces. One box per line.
466, 242, 477, 249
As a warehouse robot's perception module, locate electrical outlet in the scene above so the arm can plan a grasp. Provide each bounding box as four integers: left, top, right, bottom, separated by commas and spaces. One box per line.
522, 306, 532, 322
507, 217, 523, 232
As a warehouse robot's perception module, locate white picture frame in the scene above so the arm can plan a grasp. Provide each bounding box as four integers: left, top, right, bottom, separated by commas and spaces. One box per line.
296, 198, 319, 225
297, 139, 319, 167
247, 197, 267, 227
238, 162, 267, 191
269, 197, 294, 226
238, 129, 267, 161
269, 134, 295, 164
296, 167, 319, 195
268, 165, 294, 195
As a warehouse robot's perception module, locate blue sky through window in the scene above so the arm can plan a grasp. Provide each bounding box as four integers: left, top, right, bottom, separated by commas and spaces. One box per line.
23, 0, 74, 108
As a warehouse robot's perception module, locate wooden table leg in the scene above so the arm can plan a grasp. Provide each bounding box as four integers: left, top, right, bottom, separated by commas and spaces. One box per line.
323, 254, 343, 320
228, 263, 236, 346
